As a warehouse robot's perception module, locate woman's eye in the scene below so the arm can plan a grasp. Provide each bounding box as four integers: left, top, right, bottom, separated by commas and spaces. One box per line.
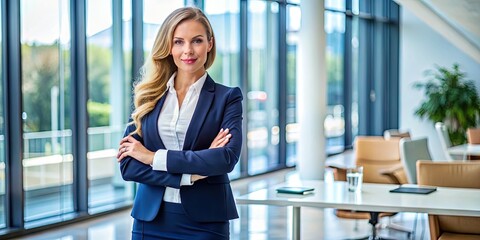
193, 39, 203, 44
174, 40, 183, 45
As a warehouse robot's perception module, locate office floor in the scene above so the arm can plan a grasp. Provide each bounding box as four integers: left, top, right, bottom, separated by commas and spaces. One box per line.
15, 152, 430, 240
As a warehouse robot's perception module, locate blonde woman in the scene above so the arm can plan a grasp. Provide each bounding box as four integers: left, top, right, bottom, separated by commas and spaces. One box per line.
117, 7, 243, 239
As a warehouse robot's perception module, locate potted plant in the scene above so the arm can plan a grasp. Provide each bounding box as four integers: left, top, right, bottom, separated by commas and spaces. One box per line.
413, 63, 480, 145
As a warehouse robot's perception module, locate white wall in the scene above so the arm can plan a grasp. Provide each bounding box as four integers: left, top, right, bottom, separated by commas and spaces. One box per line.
399, 8, 480, 160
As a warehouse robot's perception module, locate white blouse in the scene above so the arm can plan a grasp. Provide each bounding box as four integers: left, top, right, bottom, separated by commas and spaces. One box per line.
151, 72, 207, 203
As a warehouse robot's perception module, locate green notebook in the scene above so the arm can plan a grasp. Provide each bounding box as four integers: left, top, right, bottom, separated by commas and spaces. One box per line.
276, 186, 315, 195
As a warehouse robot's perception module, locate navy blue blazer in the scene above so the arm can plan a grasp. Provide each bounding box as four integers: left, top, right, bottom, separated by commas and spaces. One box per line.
120, 75, 243, 223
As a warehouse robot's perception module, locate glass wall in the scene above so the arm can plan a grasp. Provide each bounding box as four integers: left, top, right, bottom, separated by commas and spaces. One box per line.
21, 0, 73, 225
286, 4, 300, 166
325, 11, 346, 153
143, 0, 184, 58
0, 3, 4, 229
204, 0, 241, 178
247, 1, 280, 175
86, 0, 133, 213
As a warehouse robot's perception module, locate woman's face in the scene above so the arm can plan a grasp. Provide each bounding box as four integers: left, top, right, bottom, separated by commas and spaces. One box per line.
171, 19, 212, 77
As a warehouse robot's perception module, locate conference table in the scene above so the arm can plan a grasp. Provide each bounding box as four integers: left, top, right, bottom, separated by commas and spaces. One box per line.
235, 180, 480, 240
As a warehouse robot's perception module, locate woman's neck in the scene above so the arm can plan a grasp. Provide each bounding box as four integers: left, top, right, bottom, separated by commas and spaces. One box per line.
174, 71, 205, 92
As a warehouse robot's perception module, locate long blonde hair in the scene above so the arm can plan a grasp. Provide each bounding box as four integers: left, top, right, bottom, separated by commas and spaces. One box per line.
131, 7, 216, 137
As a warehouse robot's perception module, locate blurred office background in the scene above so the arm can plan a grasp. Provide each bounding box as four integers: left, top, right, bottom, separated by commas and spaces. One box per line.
0, 0, 479, 239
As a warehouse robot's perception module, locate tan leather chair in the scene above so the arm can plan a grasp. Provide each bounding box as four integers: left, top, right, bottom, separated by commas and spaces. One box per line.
330, 136, 411, 239
417, 161, 480, 240
331, 136, 408, 185
466, 128, 480, 160
383, 129, 411, 140
355, 136, 407, 184
467, 128, 480, 144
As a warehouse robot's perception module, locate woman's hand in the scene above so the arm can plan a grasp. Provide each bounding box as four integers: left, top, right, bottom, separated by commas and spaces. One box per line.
117, 135, 155, 164
191, 128, 232, 183
209, 128, 231, 148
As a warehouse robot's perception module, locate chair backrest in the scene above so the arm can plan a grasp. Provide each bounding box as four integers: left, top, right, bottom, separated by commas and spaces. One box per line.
384, 129, 411, 140
467, 128, 480, 144
399, 138, 432, 184
355, 136, 404, 184
417, 161, 480, 188
435, 122, 453, 161
417, 161, 480, 237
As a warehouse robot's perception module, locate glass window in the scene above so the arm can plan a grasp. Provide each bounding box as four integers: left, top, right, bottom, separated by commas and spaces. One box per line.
247, 1, 279, 175
143, 0, 184, 58
204, 0, 241, 178
351, 16, 360, 138
286, 4, 300, 167
21, 0, 73, 225
0, 3, 4, 229
86, 0, 133, 213
325, 0, 346, 11
325, 11, 346, 154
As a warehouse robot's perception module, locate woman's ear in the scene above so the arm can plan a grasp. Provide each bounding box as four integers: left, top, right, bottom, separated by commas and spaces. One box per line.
208, 37, 214, 52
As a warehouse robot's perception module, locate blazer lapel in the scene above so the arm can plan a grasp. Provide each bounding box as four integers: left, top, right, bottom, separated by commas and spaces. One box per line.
146, 93, 167, 150
183, 75, 215, 150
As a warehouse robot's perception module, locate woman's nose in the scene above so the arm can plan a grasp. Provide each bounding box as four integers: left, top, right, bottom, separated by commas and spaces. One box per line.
183, 43, 193, 55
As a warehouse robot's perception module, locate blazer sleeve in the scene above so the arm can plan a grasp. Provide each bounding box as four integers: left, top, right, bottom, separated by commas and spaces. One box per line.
166, 87, 243, 176
119, 122, 182, 188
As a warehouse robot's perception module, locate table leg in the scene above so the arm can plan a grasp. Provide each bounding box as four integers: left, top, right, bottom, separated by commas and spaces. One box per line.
292, 206, 301, 240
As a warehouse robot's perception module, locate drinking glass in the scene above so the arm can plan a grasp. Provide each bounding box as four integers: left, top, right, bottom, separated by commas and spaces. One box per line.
347, 166, 363, 192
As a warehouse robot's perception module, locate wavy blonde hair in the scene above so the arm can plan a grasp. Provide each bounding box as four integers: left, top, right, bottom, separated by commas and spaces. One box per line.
131, 7, 216, 137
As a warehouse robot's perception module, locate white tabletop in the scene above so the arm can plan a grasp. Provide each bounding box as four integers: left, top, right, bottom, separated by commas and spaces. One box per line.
236, 180, 480, 217
448, 143, 480, 156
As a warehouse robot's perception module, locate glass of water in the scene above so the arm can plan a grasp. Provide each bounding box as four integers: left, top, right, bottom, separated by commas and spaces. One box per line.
347, 166, 363, 192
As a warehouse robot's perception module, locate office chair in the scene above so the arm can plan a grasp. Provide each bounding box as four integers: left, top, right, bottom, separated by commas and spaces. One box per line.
399, 137, 432, 184
399, 137, 433, 237
467, 128, 480, 144
330, 136, 413, 240
435, 122, 464, 160
417, 161, 480, 239
383, 129, 411, 140
466, 128, 480, 160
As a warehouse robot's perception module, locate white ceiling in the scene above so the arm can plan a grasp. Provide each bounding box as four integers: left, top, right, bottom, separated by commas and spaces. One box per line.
423, 0, 480, 49
395, 0, 480, 63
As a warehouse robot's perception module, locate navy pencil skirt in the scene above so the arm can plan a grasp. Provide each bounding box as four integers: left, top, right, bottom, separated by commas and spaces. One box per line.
132, 201, 229, 240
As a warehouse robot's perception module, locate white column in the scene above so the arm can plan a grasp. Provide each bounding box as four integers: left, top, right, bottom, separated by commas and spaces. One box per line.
296, 0, 327, 180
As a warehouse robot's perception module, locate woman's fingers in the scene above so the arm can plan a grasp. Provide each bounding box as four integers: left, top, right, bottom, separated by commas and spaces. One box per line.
117, 145, 129, 161
210, 128, 230, 148
119, 135, 137, 145
212, 129, 226, 142
117, 136, 136, 161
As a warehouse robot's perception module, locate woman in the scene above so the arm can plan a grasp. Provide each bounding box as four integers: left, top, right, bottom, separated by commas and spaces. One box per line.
117, 7, 243, 240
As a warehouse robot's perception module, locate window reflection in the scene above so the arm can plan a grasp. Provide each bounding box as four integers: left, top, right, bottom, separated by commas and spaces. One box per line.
247, 1, 279, 175
86, 0, 133, 212
21, 0, 73, 224
204, 0, 241, 178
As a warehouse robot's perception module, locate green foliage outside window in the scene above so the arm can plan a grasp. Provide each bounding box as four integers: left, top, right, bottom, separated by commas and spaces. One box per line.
87, 100, 111, 127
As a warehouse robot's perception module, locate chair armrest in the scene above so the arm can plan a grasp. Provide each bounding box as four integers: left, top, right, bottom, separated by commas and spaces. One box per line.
326, 164, 348, 181
379, 165, 407, 184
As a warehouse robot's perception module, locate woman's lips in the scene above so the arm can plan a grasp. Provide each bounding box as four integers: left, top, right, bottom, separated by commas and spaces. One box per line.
182, 58, 197, 64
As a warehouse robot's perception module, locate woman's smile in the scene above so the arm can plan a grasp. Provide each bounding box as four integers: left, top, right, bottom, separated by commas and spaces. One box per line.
181, 58, 197, 64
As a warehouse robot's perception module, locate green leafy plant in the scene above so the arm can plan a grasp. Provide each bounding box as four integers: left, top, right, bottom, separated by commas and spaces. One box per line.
414, 63, 480, 145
